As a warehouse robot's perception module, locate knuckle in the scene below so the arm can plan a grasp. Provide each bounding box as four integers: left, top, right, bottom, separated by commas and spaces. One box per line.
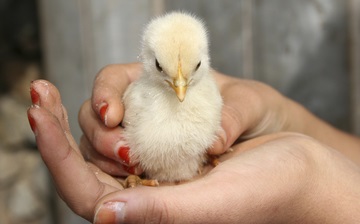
95, 64, 118, 80
140, 197, 173, 224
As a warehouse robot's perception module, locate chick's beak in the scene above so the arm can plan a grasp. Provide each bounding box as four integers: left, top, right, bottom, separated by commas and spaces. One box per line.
173, 68, 187, 102
166, 58, 188, 102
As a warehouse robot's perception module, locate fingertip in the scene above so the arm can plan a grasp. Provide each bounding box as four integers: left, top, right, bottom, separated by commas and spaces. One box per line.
105, 101, 124, 127
98, 102, 109, 126
208, 140, 225, 155
92, 98, 124, 128
115, 144, 131, 165
30, 79, 65, 122
208, 127, 227, 155
91, 63, 142, 128
30, 84, 40, 105
114, 142, 142, 172
121, 164, 143, 176
30, 79, 57, 100
27, 105, 40, 135
94, 201, 125, 224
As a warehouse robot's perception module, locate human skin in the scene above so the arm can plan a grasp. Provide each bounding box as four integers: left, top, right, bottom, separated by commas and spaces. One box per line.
27, 81, 360, 223
78, 63, 360, 177
27, 63, 360, 223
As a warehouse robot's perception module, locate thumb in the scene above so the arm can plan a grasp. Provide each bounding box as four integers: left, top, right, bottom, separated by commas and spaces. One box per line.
91, 63, 141, 127
93, 180, 233, 224
208, 78, 282, 155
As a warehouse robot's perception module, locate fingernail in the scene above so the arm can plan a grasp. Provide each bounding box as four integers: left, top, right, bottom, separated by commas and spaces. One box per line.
99, 103, 108, 126
27, 109, 37, 135
116, 144, 130, 165
30, 85, 40, 105
94, 201, 125, 224
123, 165, 140, 175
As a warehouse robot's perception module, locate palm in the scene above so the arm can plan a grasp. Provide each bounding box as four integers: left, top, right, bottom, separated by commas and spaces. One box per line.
29, 79, 313, 223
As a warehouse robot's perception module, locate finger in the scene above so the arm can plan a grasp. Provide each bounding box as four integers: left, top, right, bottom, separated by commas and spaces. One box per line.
27, 105, 111, 221
80, 135, 143, 176
79, 100, 139, 167
209, 72, 285, 155
28, 80, 123, 221
209, 74, 263, 154
91, 133, 280, 224
30, 80, 70, 132
30, 80, 79, 152
92, 63, 142, 127
93, 178, 242, 224
93, 133, 314, 224
207, 126, 227, 155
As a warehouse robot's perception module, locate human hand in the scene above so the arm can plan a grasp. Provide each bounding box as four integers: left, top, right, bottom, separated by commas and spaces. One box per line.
27, 81, 360, 223
78, 63, 296, 175
93, 133, 360, 224
78, 63, 143, 176
28, 80, 125, 221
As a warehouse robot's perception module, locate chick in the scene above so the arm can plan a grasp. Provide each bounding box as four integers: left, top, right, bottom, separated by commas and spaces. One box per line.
122, 12, 222, 185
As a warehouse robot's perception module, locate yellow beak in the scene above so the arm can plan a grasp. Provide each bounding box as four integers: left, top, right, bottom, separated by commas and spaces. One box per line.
173, 68, 187, 102
166, 57, 188, 102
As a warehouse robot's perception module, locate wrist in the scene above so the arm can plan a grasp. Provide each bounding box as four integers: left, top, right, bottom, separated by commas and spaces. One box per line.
283, 98, 360, 164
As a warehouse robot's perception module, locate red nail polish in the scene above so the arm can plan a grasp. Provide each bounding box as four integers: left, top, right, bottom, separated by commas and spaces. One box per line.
27, 111, 37, 134
123, 165, 136, 175
99, 104, 108, 124
118, 146, 130, 164
30, 86, 40, 105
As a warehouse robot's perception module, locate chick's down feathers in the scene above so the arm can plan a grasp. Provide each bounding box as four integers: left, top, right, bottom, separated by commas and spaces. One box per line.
122, 12, 222, 182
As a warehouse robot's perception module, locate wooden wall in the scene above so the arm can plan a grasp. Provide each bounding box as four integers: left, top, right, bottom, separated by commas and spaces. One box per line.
349, 0, 360, 134
38, 0, 360, 223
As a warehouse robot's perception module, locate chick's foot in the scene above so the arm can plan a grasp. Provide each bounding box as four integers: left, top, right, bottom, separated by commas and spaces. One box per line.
124, 175, 159, 188
208, 155, 220, 167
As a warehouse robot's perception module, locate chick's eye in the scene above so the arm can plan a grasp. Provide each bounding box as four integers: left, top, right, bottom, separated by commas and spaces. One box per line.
195, 61, 201, 71
155, 59, 163, 72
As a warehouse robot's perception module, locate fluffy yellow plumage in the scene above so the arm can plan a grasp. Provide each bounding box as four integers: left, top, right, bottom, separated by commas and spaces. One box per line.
122, 12, 222, 183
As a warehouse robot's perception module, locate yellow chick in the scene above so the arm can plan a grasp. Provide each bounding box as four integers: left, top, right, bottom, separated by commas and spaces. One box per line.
122, 12, 222, 183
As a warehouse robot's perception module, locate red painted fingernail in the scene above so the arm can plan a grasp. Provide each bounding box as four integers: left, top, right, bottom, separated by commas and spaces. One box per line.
118, 146, 130, 164
99, 103, 108, 125
27, 111, 37, 134
123, 165, 136, 175
30, 86, 40, 105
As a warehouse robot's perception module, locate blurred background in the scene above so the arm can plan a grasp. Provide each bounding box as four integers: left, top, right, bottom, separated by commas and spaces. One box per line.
0, 0, 359, 223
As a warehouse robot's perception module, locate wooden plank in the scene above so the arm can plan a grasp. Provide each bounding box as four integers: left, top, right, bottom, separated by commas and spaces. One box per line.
39, 0, 85, 143
241, 0, 255, 79
349, 0, 360, 135
79, 0, 153, 95
253, 0, 350, 130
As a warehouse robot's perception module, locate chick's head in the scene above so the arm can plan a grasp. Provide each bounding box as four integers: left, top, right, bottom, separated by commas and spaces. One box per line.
140, 12, 209, 102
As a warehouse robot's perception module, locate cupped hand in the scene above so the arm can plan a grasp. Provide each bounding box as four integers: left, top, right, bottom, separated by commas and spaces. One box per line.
28, 80, 360, 223
79, 63, 294, 174
28, 80, 124, 221
78, 63, 143, 176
